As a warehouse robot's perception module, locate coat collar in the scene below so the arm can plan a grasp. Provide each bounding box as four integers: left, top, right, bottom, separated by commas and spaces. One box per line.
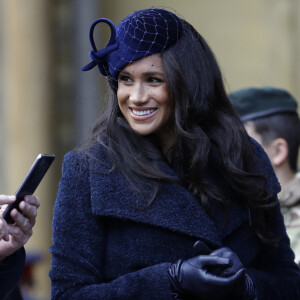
88, 146, 249, 248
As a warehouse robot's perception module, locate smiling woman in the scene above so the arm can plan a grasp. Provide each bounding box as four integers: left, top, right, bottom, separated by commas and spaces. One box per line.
117, 54, 174, 147
50, 7, 300, 300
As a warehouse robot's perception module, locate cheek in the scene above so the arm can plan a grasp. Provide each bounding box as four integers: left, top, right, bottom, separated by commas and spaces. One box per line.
156, 87, 170, 105
161, 92, 173, 115
117, 88, 126, 111
116, 88, 123, 104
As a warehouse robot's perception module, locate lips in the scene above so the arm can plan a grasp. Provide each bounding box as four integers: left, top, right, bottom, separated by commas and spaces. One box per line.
130, 108, 157, 120
132, 109, 156, 116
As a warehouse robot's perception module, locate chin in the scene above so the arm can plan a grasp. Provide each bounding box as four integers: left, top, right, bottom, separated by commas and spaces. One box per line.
132, 128, 154, 136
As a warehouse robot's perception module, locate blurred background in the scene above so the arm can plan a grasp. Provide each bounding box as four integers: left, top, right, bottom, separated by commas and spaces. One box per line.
0, 0, 299, 298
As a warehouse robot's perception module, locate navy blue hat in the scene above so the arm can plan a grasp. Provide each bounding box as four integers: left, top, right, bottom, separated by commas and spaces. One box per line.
228, 87, 298, 122
82, 8, 183, 80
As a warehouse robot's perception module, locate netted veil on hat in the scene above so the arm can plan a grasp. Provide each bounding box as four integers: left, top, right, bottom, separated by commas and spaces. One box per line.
82, 8, 183, 80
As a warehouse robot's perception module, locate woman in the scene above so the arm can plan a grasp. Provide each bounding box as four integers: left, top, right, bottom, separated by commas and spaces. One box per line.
0, 194, 40, 299
50, 8, 300, 299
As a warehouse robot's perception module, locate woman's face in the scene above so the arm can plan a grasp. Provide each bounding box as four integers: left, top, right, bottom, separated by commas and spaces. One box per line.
117, 54, 174, 145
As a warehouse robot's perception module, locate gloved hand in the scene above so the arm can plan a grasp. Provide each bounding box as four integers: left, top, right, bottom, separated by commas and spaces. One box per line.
169, 250, 245, 300
193, 240, 212, 255
168, 248, 246, 300
210, 248, 256, 299
209, 247, 244, 277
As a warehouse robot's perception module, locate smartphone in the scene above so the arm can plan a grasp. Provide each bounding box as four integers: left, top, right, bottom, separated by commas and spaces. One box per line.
3, 154, 55, 224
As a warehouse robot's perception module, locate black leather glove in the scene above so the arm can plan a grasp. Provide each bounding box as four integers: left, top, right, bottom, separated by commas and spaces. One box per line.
210, 248, 256, 299
193, 240, 212, 255
168, 248, 245, 300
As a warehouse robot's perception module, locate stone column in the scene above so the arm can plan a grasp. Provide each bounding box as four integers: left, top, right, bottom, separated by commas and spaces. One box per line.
1, 0, 54, 298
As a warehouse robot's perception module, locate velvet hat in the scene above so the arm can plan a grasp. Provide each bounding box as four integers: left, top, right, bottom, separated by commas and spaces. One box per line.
228, 87, 298, 122
82, 8, 183, 80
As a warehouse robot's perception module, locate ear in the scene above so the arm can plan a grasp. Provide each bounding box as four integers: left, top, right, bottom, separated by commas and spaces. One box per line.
269, 138, 289, 167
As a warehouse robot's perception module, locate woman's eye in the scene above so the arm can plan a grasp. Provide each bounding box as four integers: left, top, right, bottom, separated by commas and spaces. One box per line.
148, 77, 163, 84
118, 75, 132, 83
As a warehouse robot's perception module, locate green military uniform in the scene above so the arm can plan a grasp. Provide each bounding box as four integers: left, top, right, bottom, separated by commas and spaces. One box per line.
280, 173, 300, 264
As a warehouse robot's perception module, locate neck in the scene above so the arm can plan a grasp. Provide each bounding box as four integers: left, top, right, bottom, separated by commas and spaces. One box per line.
273, 162, 296, 189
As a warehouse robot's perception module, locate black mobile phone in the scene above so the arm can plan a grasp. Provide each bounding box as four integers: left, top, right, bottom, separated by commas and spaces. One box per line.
3, 154, 55, 224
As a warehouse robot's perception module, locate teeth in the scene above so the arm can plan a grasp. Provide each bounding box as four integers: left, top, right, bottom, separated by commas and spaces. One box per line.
132, 109, 155, 116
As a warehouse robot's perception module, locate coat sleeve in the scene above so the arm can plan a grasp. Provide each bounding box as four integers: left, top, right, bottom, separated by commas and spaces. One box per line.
0, 247, 25, 299
245, 139, 300, 299
50, 152, 174, 300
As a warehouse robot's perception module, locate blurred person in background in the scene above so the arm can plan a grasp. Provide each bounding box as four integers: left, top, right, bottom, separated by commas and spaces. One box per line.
0, 194, 40, 299
18, 252, 44, 300
229, 86, 300, 264
50, 8, 300, 300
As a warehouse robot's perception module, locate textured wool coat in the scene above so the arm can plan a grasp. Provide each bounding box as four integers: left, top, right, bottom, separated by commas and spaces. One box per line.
50, 140, 300, 299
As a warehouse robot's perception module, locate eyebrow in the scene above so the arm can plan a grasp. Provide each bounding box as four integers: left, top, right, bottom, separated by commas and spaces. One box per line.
119, 70, 164, 77
119, 70, 130, 75
143, 71, 164, 77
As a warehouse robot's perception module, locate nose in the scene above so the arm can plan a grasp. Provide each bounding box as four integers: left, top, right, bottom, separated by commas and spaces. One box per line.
129, 82, 148, 105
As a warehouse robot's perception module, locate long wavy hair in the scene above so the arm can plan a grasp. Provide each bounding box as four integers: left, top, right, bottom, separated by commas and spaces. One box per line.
84, 19, 278, 244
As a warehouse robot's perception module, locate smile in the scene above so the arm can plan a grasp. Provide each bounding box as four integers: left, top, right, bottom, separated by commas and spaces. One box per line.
130, 108, 158, 121
132, 109, 156, 116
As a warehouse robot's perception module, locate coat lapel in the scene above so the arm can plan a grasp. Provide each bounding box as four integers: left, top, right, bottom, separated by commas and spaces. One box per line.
88, 147, 249, 248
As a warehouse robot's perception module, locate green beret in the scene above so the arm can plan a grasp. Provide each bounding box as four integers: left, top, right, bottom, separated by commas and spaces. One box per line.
228, 87, 298, 122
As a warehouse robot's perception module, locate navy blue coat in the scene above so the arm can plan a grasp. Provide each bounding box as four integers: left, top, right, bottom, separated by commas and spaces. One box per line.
50, 140, 300, 299
0, 248, 25, 299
